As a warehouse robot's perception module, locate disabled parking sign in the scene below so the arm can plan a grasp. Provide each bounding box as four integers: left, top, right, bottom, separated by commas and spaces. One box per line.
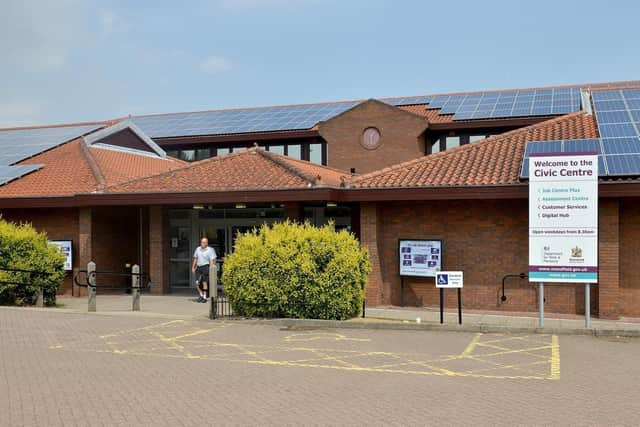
435, 271, 463, 288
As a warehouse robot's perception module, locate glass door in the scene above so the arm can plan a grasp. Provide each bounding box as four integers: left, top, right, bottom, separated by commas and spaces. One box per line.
169, 224, 192, 288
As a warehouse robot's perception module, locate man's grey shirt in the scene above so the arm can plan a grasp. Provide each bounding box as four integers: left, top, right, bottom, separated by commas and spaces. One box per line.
193, 247, 217, 267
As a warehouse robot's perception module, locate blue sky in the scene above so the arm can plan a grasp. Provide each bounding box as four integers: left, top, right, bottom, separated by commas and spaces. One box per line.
1, 0, 639, 127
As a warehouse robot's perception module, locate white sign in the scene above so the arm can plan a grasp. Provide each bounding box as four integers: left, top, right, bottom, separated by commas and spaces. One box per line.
436, 271, 463, 288
528, 153, 598, 283
399, 239, 442, 277
49, 240, 73, 271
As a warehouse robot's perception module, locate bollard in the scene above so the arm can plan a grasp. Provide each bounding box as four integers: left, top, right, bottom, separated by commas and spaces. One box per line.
88, 261, 96, 312
36, 287, 44, 307
132, 264, 140, 311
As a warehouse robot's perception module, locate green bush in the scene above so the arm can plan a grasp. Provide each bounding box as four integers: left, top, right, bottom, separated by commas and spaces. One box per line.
0, 217, 65, 306
222, 221, 370, 320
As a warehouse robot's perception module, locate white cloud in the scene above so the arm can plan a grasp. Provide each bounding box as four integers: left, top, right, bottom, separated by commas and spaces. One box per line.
201, 56, 233, 74
0, 0, 87, 72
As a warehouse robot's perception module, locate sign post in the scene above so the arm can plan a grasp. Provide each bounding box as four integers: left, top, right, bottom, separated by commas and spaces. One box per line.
528, 152, 598, 329
436, 271, 463, 324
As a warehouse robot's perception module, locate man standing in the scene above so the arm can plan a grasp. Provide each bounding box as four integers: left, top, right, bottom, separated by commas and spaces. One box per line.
192, 237, 217, 303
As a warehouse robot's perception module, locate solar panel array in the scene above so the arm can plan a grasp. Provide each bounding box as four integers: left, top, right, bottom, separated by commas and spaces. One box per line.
131, 102, 360, 138
382, 95, 435, 106
0, 124, 102, 186
427, 87, 583, 121
520, 139, 604, 178
591, 89, 640, 176
0, 164, 43, 186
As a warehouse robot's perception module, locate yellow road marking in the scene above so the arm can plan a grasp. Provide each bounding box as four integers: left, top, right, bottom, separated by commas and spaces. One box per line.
461, 333, 482, 356
550, 335, 560, 380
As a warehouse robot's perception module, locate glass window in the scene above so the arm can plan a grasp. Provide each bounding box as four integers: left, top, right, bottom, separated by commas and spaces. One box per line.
469, 135, 485, 143
216, 148, 230, 156
309, 143, 322, 164
179, 150, 195, 162
196, 148, 211, 161
431, 140, 440, 154
166, 150, 179, 159
269, 145, 285, 155
287, 144, 302, 159
445, 136, 460, 150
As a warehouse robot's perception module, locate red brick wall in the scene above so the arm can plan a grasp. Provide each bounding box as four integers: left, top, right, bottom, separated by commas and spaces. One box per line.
362, 199, 626, 317
360, 203, 383, 305
149, 205, 169, 294
620, 198, 640, 317
0, 208, 79, 294
319, 100, 428, 174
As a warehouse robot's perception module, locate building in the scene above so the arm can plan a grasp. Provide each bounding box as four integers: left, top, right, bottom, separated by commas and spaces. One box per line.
1, 80, 640, 319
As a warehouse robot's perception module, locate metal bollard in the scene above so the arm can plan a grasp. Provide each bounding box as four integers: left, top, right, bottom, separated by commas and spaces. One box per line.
132, 264, 140, 311
88, 261, 96, 312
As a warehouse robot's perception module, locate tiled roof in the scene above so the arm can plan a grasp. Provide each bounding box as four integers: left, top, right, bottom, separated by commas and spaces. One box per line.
397, 105, 454, 123
350, 112, 599, 188
0, 139, 184, 197
106, 147, 350, 194
87, 146, 184, 187
0, 138, 98, 197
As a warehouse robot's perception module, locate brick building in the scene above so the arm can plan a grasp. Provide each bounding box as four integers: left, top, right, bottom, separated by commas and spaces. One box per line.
1, 80, 640, 319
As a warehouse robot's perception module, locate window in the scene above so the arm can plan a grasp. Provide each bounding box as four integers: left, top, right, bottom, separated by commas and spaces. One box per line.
268, 145, 285, 155
179, 150, 195, 162
216, 148, 230, 156
446, 136, 460, 150
166, 149, 179, 159
431, 140, 440, 154
287, 144, 301, 159
196, 148, 211, 161
309, 143, 322, 164
469, 135, 485, 143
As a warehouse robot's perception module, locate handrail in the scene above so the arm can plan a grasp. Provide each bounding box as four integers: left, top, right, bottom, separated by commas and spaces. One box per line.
501, 273, 528, 303
73, 269, 151, 289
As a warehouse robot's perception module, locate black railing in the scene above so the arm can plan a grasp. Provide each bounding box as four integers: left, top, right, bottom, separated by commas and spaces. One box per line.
500, 273, 528, 303
73, 269, 151, 292
210, 296, 366, 320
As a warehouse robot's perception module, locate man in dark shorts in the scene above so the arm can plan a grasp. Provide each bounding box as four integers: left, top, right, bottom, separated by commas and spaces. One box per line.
191, 237, 217, 303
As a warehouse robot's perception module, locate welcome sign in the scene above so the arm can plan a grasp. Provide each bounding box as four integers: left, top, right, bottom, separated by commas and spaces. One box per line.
528, 153, 598, 283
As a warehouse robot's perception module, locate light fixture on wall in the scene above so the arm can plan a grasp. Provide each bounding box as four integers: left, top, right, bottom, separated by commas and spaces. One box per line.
192, 204, 204, 210
326, 202, 338, 208
235, 203, 247, 209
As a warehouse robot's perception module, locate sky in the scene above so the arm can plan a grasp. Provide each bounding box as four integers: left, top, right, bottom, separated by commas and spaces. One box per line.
1, 0, 639, 127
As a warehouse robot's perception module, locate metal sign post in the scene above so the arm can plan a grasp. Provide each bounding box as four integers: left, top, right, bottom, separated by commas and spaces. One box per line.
436, 271, 463, 325
539, 282, 544, 329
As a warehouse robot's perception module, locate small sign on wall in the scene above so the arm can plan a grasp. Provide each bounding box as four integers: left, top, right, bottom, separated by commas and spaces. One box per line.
49, 240, 73, 271
435, 271, 463, 288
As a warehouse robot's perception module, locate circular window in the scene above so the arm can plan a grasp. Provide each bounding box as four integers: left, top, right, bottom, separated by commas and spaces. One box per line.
362, 127, 382, 150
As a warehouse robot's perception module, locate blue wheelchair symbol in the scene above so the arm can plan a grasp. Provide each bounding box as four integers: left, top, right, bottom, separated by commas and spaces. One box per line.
438, 274, 448, 285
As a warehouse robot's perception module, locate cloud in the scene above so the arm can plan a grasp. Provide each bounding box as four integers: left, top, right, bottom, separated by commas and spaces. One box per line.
201, 56, 233, 74
0, 0, 87, 72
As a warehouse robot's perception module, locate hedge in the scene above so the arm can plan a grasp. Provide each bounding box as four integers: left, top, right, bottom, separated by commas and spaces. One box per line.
222, 221, 370, 320
0, 217, 65, 306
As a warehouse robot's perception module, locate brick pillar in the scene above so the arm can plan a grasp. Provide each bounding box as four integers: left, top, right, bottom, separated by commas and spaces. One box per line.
284, 202, 303, 222
76, 207, 92, 297
599, 199, 620, 319
149, 205, 169, 295
360, 202, 384, 306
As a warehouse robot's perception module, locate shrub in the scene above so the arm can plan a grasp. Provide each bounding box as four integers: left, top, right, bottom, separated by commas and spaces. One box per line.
0, 217, 65, 306
222, 221, 370, 320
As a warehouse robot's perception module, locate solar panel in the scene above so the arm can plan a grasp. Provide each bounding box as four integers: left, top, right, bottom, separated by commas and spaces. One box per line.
383, 96, 434, 106
605, 154, 640, 176
520, 139, 604, 178
601, 137, 640, 154
0, 164, 43, 186
0, 124, 103, 166
131, 102, 360, 138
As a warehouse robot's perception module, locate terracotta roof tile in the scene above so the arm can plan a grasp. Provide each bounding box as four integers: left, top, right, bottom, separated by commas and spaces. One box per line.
351, 112, 599, 188
106, 147, 350, 194
0, 139, 98, 197
88, 146, 184, 187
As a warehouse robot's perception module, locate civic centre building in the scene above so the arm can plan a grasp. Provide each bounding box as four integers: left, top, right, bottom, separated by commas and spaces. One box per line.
1, 80, 640, 319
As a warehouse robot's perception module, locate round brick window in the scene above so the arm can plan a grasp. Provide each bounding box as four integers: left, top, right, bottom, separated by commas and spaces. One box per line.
362, 127, 382, 150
